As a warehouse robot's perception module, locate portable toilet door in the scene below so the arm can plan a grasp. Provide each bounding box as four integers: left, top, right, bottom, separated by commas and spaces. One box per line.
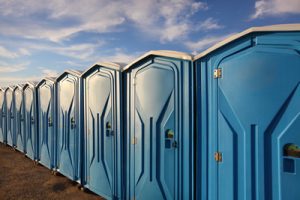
0, 87, 6, 143
81, 63, 123, 200
123, 51, 194, 200
37, 77, 56, 170
56, 70, 82, 182
23, 82, 38, 160
194, 24, 300, 200
14, 84, 26, 152
6, 86, 15, 147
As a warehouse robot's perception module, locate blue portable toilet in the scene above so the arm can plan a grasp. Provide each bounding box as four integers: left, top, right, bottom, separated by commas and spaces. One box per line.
0, 87, 6, 143
81, 62, 123, 200
56, 69, 83, 182
123, 51, 194, 200
5, 86, 15, 147
14, 84, 26, 152
194, 24, 300, 200
23, 82, 39, 160
37, 77, 56, 170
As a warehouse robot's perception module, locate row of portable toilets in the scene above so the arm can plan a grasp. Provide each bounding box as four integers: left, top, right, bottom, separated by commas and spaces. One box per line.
0, 24, 300, 200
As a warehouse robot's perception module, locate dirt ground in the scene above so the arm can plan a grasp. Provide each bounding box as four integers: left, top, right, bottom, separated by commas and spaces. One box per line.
0, 143, 104, 200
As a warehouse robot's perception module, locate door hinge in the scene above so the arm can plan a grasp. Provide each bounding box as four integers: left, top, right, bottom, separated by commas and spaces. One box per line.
214, 152, 222, 162
213, 68, 222, 79
132, 137, 137, 145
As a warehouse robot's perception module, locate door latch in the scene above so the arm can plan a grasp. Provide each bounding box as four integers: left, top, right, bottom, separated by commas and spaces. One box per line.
48, 117, 53, 127
70, 117, 76, 129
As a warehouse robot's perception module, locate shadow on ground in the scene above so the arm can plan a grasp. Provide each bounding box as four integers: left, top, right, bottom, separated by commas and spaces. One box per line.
0, 143, 105, 200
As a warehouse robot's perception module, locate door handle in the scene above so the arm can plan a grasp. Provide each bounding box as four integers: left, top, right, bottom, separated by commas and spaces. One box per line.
165, 129, 177, 149
48, 117, 53, 127
106, 122, 113, 136
70, 117, 76, 129
31, 117, 35, 124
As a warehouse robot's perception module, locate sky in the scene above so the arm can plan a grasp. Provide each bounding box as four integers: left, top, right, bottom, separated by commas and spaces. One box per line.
0, 0, 299, 86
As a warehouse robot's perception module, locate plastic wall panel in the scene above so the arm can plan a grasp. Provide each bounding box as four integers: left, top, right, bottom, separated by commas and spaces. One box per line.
125, 56, 194, 200
195, 32, 300, 200
37, 80, 56, 169
82, 65, 123, 200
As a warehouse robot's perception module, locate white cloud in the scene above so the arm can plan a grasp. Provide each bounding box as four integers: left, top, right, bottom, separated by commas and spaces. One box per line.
124, 0, 209, 42
38, 67, 59, 77
0, 75, 41, 86
196, 18, 223, 31
0, 46, 31, 58
251, 0, 300, 19
0, 65, 59, 86
18, 48, 31, 56
185, 33, 235, 54
0, 46, 18, 58
97, 49, 141, 64
0, 0, 209, 43
23, 41, 104, 61
0, 62, 28, 73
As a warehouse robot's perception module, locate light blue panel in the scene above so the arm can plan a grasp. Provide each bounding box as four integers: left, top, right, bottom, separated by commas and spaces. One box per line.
24, 84, 38, 160
6, 87, 14, 147
37, 79, 56, 170
125, 55, 194, 200
82, 64, 122, 200
15, 86, 25, 152
195, 31, 300, 200
56, 71, 82, 182
0, 88, 6, 143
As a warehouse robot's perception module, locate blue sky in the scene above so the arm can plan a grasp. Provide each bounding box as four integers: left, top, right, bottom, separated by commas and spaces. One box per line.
0, 0, 299, 86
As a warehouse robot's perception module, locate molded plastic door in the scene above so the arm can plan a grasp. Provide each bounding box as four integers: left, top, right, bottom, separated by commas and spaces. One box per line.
39, 83, 55, 169
15, 88, 25, 152
0, 90, 5, 143
86, 69, 115, 198
130, 62, 178, 200
57, 76, 78, 180
25, 87, 37, 160
6, 90, 14, 147
216, 45, 300, 200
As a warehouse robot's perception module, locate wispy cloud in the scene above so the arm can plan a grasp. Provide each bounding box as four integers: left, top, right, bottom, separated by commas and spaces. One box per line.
21, 41, 105, 61
124, 0, 209, 42
196, 18, 223, 31
0, 75, 41, 86
96, 49, 142, 64
38, 67, 59, 77
0, 0, 210, 43
185, 33, 235, 54
0, 46, 31, 58
0, 65, 59, 86
251, 0, 300, 19
0, 46, 18, 58
0, 61, 28, 73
